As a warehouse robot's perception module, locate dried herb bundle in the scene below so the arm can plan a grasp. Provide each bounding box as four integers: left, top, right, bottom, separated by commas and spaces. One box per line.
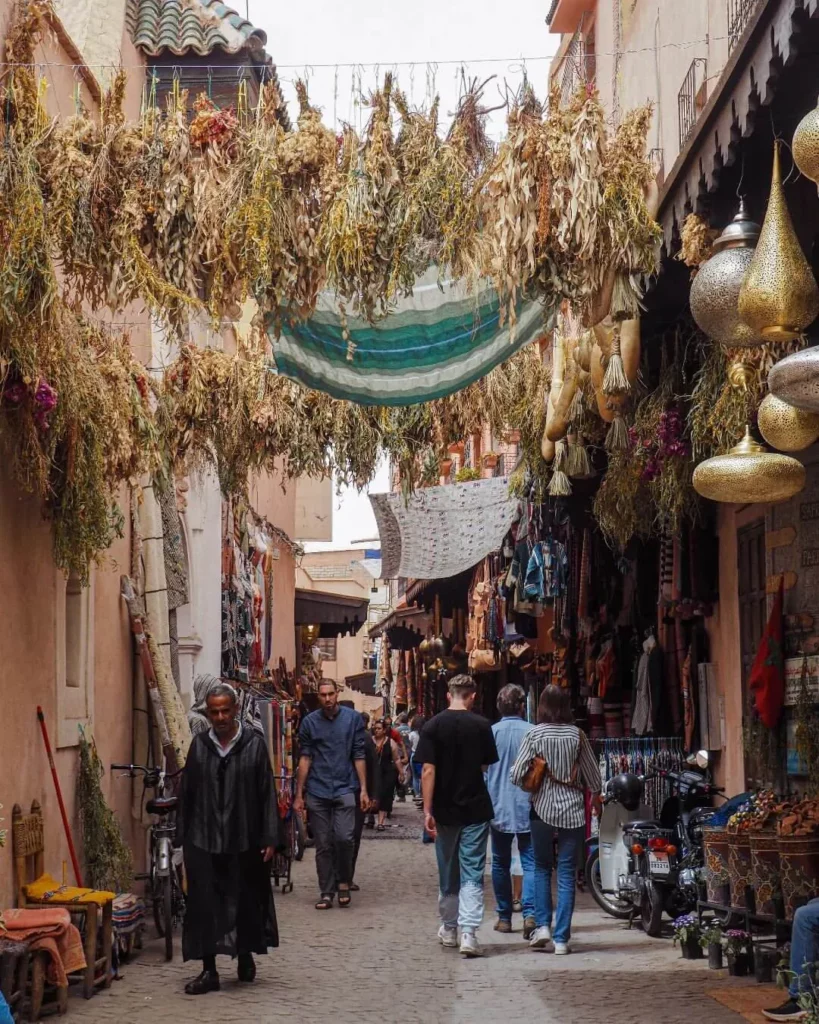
77, 728, 133, 892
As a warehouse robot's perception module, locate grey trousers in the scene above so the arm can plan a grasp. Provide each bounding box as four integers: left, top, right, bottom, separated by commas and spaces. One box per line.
306, 792, 357, 896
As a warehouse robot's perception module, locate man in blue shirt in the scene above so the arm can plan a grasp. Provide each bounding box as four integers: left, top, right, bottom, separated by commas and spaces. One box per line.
485, 684, 535, 938
294, 680, 368, 909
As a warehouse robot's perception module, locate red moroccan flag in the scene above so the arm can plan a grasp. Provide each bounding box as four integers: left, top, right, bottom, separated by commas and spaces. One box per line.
748, 576, 785, 729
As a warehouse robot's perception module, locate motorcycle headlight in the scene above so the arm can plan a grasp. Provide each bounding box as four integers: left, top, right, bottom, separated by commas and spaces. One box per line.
678, 868, 697, 888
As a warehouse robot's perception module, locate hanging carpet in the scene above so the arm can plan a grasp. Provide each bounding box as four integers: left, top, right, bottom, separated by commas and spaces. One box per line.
267, 271, 547, 406
371, 477, 520, 580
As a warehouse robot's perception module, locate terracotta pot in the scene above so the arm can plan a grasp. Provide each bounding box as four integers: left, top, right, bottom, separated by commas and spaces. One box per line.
778, 834, 819, 920
482, 454, 499, 469
439, 458, 453, 484
703, 828, 731, 904
749, 830, 782, 917
728, 833, 753, 910
447, 441, 465, 457
503, 429, 521, 444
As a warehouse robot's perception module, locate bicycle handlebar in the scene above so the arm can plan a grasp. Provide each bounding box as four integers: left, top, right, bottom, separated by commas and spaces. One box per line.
110, 764, 183, 778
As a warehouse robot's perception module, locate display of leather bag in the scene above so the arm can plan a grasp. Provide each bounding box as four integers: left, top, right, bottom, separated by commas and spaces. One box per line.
468, 646, 498, 672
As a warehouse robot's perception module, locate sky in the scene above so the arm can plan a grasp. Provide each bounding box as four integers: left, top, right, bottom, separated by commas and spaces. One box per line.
248, 0, 559, 550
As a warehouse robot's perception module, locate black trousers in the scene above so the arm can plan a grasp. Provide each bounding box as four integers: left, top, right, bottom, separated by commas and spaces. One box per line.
306, 792, 356, 896
352, 803, 365, 882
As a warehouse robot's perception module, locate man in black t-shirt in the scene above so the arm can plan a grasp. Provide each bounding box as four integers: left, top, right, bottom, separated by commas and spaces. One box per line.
415, 674, 499, 958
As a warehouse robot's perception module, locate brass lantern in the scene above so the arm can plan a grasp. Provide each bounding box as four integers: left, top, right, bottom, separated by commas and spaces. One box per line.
689, 200, 763, 347
793, 99, 819, 192
738, 142, 819, 342
768, 345, 819, 412
757, 393, 819, 451
692, 427, 805, 504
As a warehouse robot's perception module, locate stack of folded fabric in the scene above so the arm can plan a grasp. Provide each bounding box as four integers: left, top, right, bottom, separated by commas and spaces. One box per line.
112, 893, 145, 962
1, 907, 86, 987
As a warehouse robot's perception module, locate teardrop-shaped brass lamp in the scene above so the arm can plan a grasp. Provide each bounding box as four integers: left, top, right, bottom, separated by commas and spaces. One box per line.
692, 427, 805, 504
768, 345, 819, 412
738, 142, 819, 341
793, 99, 819, 191
689, 200, 764, 347
757, 393, 819, 451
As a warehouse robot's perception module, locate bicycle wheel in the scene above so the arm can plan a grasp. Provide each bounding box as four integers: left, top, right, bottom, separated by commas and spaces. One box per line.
162, 872, 174, 961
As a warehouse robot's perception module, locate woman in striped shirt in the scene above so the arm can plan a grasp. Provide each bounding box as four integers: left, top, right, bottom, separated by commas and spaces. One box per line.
510, 685, 601, 954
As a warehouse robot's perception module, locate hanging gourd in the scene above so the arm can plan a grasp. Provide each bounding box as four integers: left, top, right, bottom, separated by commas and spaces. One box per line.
757, 392, 819, 451
689, 200, 764, 347
738, 142, 819, 342
793, 98, 819, 192
692, 427, 805, 503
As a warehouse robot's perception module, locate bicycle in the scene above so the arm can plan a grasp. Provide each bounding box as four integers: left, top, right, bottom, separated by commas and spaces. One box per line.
111, 763, 185, 961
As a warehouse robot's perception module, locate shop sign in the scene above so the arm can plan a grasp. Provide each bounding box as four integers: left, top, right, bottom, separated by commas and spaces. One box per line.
784, 656, 819, 706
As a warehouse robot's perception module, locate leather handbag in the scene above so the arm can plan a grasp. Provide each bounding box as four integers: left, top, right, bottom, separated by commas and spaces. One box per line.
468, 646, 498, 673
520, 755, 547, 793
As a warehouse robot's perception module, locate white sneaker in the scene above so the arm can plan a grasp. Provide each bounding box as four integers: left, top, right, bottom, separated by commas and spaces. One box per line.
459, 931, 483, 958
529, 926, 552, 950
553, 942, 570, 955
438, 925, 458, 948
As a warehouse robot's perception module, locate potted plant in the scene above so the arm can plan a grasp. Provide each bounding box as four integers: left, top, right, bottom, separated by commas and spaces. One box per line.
456, 466, 481, 483
700, 922, 724, 969
503, 429, 521, 444
447, 441, 465, 458
725, 930, 752, 976
672, 914, 703, 960
482, 451, 500, 470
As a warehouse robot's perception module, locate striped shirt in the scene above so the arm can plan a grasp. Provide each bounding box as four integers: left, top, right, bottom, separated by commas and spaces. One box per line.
510, 724, 601, 829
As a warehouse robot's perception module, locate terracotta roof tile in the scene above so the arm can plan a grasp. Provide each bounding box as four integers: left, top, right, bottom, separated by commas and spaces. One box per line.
126, 0, 267, 57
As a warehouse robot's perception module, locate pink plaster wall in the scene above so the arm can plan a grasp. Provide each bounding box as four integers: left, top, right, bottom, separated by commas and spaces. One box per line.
0, 5, 146, 906
249, 466, 297, 670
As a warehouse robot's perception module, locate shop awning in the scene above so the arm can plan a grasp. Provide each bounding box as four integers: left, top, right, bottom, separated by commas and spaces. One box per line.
370, 476, 519, 580
657, 0, 819, 245
344, 671, 377, 693
295, 588, 369, 638
369, 604, 432, 639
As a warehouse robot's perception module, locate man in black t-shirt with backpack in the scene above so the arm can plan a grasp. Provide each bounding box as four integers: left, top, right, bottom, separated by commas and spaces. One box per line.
415, 674, 499, 958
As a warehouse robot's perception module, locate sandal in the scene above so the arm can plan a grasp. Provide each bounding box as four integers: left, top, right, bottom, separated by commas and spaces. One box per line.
376, 823, 386, 832
337, 888, 351, 908
315, 896, 334, 910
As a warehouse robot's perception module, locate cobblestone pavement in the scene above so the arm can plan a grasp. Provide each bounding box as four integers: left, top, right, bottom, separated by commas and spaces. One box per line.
73, 803, 749, 1024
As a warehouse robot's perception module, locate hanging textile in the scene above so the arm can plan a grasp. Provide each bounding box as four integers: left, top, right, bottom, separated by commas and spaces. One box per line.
597, 736, 685, 819
269, 271, 548, 406
371, 476, 520, 580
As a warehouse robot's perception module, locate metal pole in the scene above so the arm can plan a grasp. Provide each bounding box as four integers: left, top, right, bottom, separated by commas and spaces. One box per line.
36, 706, 83, 886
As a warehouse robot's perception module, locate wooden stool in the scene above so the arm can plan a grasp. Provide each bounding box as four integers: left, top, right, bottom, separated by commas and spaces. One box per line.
12, 802, 113, 999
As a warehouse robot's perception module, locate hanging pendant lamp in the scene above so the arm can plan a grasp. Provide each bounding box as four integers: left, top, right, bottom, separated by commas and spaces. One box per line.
757, 392, 819, 451
768, 345, 819, 412
692, 427, 805, 504
689, 200, 763, 347
793, 98, 819, 192
738, 142, 819, 342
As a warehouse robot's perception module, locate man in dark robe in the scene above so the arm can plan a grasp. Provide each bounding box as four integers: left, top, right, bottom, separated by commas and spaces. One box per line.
177, 682, 280, 995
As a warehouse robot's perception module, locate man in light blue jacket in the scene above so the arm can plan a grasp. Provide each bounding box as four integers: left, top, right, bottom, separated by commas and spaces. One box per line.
485, 684, 535, 938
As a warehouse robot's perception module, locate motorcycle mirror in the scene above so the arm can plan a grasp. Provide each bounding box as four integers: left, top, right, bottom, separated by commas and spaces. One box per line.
695, 750, 709, 770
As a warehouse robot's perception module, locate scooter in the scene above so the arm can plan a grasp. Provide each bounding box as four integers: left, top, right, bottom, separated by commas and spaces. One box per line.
587, 751, 725, 935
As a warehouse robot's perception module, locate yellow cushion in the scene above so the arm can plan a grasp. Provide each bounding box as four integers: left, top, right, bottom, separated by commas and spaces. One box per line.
24, 873, 115, 906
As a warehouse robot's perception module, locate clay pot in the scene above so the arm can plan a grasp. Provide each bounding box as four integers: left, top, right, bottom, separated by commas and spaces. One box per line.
778, 834, 819, 919
703, 828, 731, 904
728, 833, 753, 911
749, 830, 782, 917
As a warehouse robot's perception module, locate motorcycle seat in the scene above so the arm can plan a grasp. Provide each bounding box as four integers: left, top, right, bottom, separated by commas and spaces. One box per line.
623, 819, 663, 831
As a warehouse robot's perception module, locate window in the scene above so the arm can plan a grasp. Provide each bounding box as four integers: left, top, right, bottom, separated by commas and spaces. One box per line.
56, 570, 94, 747
316, 637, 337, 661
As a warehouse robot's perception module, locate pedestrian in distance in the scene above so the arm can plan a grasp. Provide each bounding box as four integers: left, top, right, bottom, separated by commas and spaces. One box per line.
485, 684, 536, 938
510, 685, 602, 955
409, 714, 426, 804
177, 682, 279, 995
373, 718, 404, 830
351, 711, 380, 890
294, 680, 369, 910
415, 674, 499, 958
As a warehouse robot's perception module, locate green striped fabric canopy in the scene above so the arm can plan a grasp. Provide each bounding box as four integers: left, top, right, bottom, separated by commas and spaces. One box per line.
266, 271, 548, 406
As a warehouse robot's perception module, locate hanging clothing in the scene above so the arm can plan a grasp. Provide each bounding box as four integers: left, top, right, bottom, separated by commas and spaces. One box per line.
632, 638, 663, 736
177, 729, 280, 962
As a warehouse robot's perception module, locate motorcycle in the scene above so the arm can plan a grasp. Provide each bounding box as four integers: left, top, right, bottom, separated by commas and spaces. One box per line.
586, 750, 725, 936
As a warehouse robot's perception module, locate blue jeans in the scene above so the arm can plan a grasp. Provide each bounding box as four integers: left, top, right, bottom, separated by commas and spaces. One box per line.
491, 829, 534, 921
411, 759, 423, 797
435, 822, 490, 933
790, 898, 819, 997
530, 817, 584, 944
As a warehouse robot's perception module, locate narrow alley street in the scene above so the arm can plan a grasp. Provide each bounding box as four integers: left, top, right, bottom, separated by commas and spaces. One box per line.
74, 804, 748, 1024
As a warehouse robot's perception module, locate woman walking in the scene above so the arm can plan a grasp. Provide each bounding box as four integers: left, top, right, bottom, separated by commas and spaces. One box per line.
510, 686, 601, 955
373, 719, 404, 830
